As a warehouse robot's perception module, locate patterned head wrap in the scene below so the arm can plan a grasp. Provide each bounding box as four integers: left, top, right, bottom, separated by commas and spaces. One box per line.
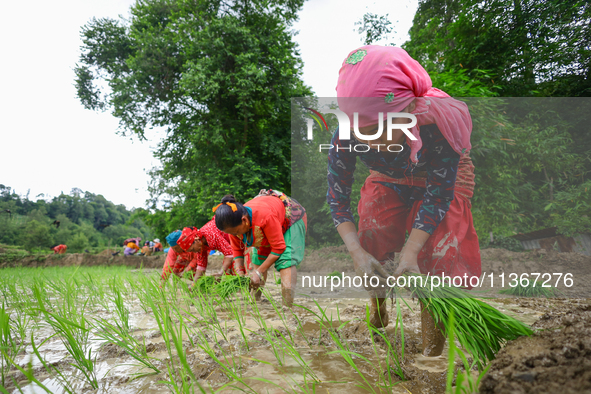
165, 230, 182, 247
336, 45, 472, 162
177, 227, 204, 251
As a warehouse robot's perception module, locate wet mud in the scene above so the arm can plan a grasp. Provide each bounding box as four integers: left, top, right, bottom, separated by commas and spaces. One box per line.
3, 247, 591, 393
480, 303, 591, 394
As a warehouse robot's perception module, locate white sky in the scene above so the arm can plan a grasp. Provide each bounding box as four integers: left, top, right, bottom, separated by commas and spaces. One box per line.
0, 0, 417, 210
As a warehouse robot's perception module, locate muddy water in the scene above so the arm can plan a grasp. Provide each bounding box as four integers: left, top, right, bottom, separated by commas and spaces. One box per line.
9, 275, 576, 394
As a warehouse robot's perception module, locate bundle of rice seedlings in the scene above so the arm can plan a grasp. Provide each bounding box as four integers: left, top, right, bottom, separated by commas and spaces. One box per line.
499, 282, 556, 298
214, 275, 250, 298
193, 275, 215, 293
406, 274, 534, 369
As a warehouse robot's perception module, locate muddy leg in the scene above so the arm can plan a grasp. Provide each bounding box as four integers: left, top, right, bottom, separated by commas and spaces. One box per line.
420, 301, 446, 356
279, 266, 297, 307
252, 270, 268, 302
369, 297, 389, 328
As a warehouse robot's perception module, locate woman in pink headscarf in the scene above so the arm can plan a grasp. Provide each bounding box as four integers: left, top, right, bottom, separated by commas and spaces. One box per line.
328, 45, 481, 356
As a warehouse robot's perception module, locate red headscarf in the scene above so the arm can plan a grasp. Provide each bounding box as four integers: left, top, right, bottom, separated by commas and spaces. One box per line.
176, 227, 203, 251
336, 45, 472, 163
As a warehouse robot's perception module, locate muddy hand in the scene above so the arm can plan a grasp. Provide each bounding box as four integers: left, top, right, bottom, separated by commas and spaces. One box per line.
351, 249, 389, 291
393, 254, 420, 277
249, 270, 263, 290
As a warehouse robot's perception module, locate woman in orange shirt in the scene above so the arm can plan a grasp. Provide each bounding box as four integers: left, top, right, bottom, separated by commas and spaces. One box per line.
213, 190, 306, 307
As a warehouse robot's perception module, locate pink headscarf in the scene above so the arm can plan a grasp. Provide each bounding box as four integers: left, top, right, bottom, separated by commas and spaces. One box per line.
336, 45, 472, 162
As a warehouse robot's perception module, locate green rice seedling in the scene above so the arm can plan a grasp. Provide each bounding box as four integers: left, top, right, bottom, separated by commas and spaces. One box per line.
89, 275, 111, 312
27, 332, 77, 394
1, 280, 20, 306
287, 308, 313, 348
33, 284, 99, 389
248, 291, 288, 365
8, 294, 34, 349
191, 326, 260, 393
214, 275, 251, 299
159, 360, 207, 394
164, 304, 199, 385
128, 276, 152, 314
0, 302, 20, 388
224, 286, 251, 351
499, 281, 556, 298
364, 297, 406, 384
262, 292, 321, 382
446, 313, 491, 393
93, 317, 161, 378
296, 299, 379, 394
0, 351, 54, 394
327, 270, 343, 278
145, 278, 207, 390
193, 275, 215, 294
197, 293, 230, 343
83, 273, 101, 310
265, 291, 296, 343
406, 274, 533, 369
111, 284, 131, 333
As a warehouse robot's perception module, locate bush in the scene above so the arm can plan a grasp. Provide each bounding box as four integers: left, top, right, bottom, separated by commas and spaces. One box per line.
482, 235, 524, 252
69, 233, 90, 253
23, 220, 54, 252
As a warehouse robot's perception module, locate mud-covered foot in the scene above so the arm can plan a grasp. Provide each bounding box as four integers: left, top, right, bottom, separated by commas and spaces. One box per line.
421, 302, 445, 356
369, 298, 389, 328
281, 287, 294, 308
252, 288, 262, 302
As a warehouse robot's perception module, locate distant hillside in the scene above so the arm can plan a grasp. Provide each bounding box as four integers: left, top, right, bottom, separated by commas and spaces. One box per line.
0, 185, 154, 252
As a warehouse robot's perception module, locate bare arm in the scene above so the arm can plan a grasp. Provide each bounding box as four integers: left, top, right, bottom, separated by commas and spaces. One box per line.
250, 254, 280, 287
336, 221, 389, 289
393, 228, 430, 276
220, 256, 234, 274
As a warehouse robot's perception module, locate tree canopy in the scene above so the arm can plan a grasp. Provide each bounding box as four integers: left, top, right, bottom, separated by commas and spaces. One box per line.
403, 0, 591, 97
75, 0, 312, 236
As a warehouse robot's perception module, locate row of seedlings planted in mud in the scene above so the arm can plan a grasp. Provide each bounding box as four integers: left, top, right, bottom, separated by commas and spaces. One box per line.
0, 267, 142, 392
136, 271, 404, 393
0, 267, 537, 393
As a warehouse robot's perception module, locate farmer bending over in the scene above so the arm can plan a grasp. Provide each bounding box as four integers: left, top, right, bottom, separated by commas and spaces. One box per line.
161, 223, 238, 287
50, 244, 67, 254
213, 191, 306, 307
182, 219, 244, 282
328, 45, 481, 356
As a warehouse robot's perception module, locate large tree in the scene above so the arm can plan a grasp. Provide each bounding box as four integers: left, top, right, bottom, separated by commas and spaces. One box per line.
75, 0, 312, 235
403, 0, 591, 97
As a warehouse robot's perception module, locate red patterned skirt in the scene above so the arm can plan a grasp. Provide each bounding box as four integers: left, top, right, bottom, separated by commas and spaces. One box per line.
357, 157, 481, 286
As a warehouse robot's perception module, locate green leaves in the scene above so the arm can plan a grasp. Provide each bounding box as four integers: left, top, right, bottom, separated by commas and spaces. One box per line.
76, 0, 311, 235
403, 0, 591, 97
